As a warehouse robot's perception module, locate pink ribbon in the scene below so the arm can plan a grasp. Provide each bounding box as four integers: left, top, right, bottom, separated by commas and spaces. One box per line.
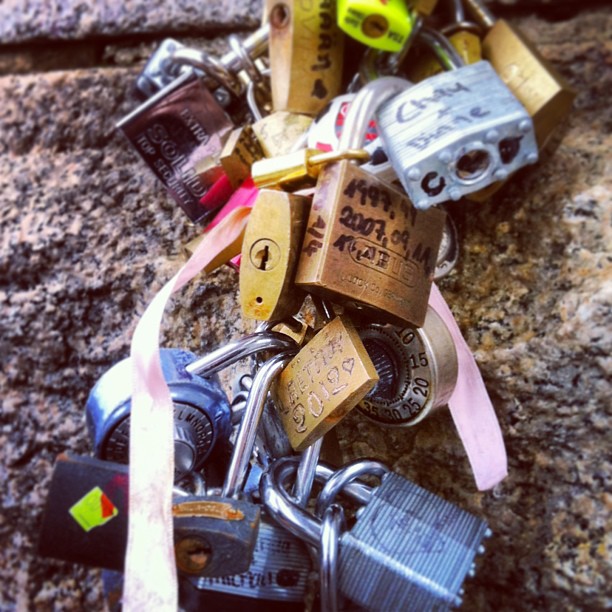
429, 283, 508, 491
123, 197, 254, 611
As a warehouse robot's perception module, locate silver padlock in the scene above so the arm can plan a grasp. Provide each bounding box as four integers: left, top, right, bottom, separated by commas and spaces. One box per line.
376, 27, 539, 208
262, 456, 489, 611
135, 38, 191, 99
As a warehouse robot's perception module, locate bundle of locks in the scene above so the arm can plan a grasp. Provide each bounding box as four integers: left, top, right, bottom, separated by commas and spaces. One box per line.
38, 0, 575, 609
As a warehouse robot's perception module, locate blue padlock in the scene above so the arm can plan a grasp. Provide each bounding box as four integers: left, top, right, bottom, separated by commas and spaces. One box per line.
85, 349, 232, 480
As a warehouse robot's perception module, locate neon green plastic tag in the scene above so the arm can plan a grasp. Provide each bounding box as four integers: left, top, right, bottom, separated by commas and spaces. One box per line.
69, 486, 118, 532
337, 0, 415, 52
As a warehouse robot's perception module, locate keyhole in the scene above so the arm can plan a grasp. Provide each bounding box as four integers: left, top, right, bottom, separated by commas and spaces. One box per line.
255, 244, 270, 270
362, 14, 389, 39
249, 239, 280, 272
175, 536, 212, 574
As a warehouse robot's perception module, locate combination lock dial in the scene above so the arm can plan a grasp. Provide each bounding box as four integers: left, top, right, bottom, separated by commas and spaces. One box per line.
358, 307, 458, 426
85, 349, 232, 480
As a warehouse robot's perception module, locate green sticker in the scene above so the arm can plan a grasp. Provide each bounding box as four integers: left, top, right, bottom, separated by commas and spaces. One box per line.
69, 486, 118, 532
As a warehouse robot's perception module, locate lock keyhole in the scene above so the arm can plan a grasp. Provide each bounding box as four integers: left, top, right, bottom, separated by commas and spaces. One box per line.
249, 239, 281, 272
455, 149, 491, 183
175, 536, 212, 574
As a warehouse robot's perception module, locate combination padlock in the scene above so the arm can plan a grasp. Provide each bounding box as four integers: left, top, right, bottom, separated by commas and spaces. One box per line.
357, 305, 458, 426
262, 456, 490, 611
85, 348, 232, 481
376, 27, 539, 208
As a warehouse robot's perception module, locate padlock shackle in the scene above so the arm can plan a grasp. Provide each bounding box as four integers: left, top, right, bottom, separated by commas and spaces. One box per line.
319, 504, 345, 612
338, 77, 411, 151
461, 0, 495, 30
186, 331, 297, 377
223, 350, 296, 498
418, 27, 464, 70
315, 460, 389, 518
292, 437, 324, 507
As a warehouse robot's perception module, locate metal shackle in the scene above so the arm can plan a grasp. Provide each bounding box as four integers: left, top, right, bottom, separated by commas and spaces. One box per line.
222, 350, 296, 498
186, 330, 297, 377
417, 26, 464, 70
169, 24, 270, 96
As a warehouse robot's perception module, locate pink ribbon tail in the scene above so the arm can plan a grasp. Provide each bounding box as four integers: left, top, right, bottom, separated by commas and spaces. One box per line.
429, 283, 508, 491
123, 202, 253, 611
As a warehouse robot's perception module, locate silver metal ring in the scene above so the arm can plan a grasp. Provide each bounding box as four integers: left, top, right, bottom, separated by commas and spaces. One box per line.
170, 48, 243, 96
440, 20, 483, 37
319, 504, 345, 612
186, 331, 297, 376
229, 34, 262, 83
315, 460, 389, 517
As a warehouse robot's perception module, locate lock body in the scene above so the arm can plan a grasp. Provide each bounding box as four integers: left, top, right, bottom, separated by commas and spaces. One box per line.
239, 189, 311, 321
266, 0, 344, 115
85, 349, 232, 481
184, 518, 311, 608
173, 496, 261, 577
118, 73, 234, 223
252, 111, 314, 158
275, 315, 379, 451
338, 472, 489, 610
357, 306, 458, 426
294, 160, 446, 326
377, 60, 539, 208
220, 126, 265, 189
482, 19, 576, 150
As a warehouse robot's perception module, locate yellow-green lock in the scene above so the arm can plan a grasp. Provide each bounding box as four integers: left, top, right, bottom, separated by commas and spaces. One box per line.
337, 0, 415, 52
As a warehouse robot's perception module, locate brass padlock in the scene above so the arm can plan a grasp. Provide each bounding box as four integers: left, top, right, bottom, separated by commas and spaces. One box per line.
220, 125, 264, 189
239, 189, 311, 321
294, 160, 446, 327
463, 0, 576, 151
266, 0, 344, 116
275, 315, 379, 451
251, 111, 314, 158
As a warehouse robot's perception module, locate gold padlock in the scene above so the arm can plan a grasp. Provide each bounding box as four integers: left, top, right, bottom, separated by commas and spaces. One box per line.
463, 0, 576, 152
239, 189, 311, 321
294, 160, 446, 327
266, 0, 344, 116
251, 111, 314, 158
275, 315, 379, 451
220, 126, 265, 189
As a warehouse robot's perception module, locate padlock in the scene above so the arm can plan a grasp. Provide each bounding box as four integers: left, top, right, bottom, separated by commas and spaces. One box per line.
274, 315, 379, 451
262, 456, 490, 611
85, 349, 232, 481
38, 454, 259, 578
463, 0, 576, 151
293, 158, 446, 326
407, 0, 482, 82
117, 72, 234, 223
336, 0, 416, 53
239, 189, 311, 321
181, 518, 311, 612
172, 494, 261, 577
220, 125, 265, 189
357, 305, 458, 426
376, 27, 539, 209
266, 0, 344, 116
251, 111, 314, 158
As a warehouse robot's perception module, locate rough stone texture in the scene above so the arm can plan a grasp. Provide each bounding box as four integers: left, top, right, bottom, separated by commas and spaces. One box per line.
0, 4, 610, 612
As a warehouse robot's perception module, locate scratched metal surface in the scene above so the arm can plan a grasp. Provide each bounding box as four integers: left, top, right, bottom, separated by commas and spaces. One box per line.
0, 3, 610, 610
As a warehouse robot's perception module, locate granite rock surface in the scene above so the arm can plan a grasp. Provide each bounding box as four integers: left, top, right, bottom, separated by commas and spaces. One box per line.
0, 3, 610, 611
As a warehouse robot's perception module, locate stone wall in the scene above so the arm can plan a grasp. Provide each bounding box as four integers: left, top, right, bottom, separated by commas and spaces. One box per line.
0, 1, 610, 610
